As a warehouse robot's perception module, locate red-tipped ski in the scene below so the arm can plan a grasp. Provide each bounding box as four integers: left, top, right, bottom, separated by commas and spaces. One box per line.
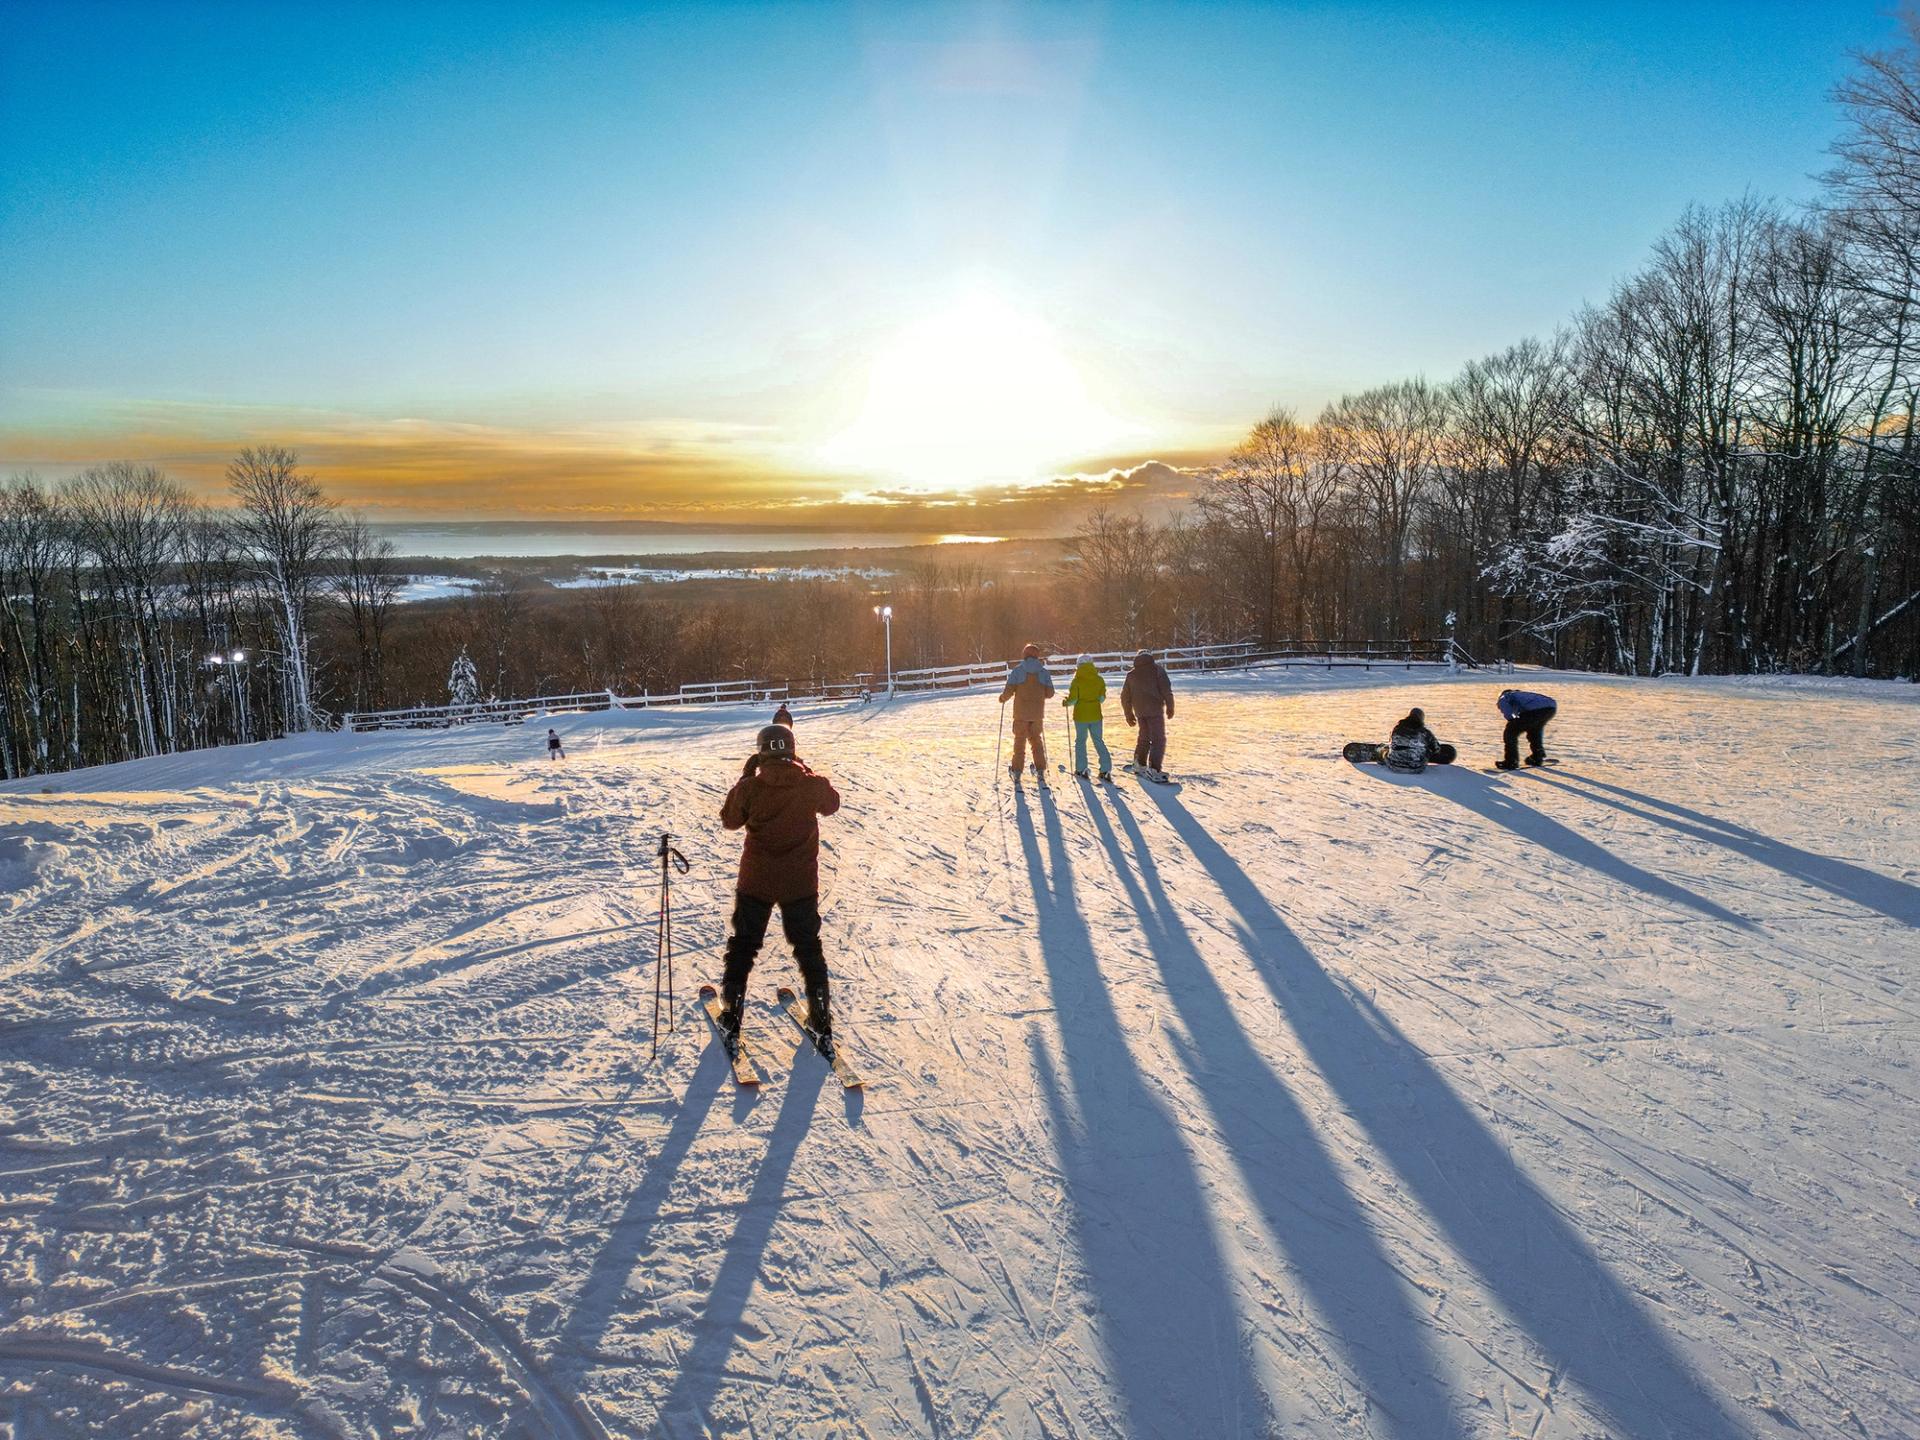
775, 986, 863, 1090
699, 984, 761, 1087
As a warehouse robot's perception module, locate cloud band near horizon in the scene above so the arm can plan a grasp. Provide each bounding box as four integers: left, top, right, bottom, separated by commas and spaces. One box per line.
0, 408, 1219, 534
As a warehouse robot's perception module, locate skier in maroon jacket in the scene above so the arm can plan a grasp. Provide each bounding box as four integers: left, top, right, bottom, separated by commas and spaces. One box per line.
716, 724, 842, 1049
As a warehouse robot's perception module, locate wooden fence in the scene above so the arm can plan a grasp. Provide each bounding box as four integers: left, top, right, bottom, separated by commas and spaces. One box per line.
341, 638, 1483, 733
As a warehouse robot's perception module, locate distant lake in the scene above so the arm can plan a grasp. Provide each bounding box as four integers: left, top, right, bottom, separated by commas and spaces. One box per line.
372, 523, 1004, 560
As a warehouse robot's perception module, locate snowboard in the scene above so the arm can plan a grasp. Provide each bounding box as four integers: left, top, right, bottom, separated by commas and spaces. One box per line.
1487, 757, 1560, 774
775, 986, 863, 1090
1343, 742, 1458, 766
699, 984, 761, 1087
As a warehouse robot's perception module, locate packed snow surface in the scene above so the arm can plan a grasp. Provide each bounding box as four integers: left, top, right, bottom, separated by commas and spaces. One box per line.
2, 670, 1916, 1439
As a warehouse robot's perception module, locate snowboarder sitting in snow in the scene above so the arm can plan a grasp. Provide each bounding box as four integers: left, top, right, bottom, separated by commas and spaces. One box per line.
1120, 649, 1175, 782
999, 643, 1055, 781
1494, 688, 1556, 769
772, 701, 794, 729
546, 728, 565, 760
1383, 708, 1455, 773
718, 723, 842, 1052
1062, 655, 1112, 782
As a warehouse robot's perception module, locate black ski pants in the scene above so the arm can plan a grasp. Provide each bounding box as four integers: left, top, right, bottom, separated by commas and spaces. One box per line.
1133, 710, 1167, 770
721, 891, 827, 1001
1501, 704, 1555, 766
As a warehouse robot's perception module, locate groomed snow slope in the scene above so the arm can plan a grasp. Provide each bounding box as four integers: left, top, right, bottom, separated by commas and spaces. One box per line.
1, 671, 1916, 1440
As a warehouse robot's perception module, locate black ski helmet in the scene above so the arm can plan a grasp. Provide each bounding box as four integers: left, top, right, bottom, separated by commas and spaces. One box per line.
1407, 707, 1425, 725
756, 724, 795, 759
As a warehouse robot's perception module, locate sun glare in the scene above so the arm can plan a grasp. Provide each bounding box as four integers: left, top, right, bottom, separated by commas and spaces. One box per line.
824, 288, 1128, 493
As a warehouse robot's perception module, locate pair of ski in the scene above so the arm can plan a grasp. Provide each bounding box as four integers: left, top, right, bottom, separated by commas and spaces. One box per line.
698, 984, 862, 1091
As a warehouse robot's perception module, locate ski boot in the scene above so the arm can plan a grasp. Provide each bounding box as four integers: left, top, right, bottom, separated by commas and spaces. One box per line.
1524, 754, 1546, 767
716, 984, 745, 1055
1494, 758, 1518, 771
804, 983, 836, 1062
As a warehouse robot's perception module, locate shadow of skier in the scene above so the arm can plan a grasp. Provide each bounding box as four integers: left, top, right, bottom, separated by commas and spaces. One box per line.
1013, 786, 1276, 1438
1140, 784, 1753, 1440
1540, 769, 1920, 929
1408, 766, 1755, 930
553, 1041, 731, 1370
647, 1053, 828, 1435
1090, 786, 1472, 1439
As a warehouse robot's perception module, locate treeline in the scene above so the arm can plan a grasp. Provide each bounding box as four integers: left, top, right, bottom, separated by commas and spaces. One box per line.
1076, 26, 1920, 677
0, 449, 406, 779
0, 454, 1076, 778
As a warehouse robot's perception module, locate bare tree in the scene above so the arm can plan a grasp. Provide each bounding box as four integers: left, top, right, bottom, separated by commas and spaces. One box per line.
334, 516, 403, 713
1320, 379, 1449, 635
1197, 408, 1319, 643
228, 446, 338, 729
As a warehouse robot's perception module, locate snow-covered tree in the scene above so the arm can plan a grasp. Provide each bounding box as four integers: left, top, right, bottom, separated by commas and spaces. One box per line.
447, 646, 481, 714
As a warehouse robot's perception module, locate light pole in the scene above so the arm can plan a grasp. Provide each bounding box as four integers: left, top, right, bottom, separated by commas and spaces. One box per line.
873, 604, 893, 695
206, 645, 252, 742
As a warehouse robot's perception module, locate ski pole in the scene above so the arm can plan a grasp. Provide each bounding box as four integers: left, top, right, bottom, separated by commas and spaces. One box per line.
993, 694, 1006, 786
652, 830, 690, 1060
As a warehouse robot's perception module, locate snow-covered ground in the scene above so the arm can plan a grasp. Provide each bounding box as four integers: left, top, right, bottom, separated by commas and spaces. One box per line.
2, 670, 1916, 1439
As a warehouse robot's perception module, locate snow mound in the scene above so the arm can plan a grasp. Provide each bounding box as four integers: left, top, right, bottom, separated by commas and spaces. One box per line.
1, 670, 1916, 1438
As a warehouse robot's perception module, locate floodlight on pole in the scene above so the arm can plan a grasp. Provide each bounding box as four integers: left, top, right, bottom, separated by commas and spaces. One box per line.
873, 604, 894, 694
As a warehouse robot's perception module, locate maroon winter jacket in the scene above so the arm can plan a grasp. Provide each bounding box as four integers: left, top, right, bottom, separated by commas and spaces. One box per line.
721, 756, 842, 902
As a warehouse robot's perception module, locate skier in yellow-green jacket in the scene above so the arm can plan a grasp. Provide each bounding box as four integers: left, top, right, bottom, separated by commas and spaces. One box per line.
1062, 655, 1114, 782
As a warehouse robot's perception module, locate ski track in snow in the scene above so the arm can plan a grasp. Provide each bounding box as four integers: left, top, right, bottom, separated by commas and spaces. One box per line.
1, 670, 1917, 1439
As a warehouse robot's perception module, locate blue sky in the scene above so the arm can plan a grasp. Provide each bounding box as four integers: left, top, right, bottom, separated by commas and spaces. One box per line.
0, 0, 1902, 518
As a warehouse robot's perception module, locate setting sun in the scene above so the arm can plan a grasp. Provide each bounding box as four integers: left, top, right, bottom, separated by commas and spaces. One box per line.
822, 287, 1130, 493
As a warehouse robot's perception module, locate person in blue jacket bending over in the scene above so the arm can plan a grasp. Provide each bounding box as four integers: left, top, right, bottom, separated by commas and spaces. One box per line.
1495, 688, 1556, 770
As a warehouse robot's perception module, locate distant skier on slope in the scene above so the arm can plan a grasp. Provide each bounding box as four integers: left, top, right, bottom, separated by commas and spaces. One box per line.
1383, 707, 1456, 773
999, 643, 1055, 783
773, 701, 794, 729
1061, 655, 1113, 782
1494, 688, 1556, 769
546, 728, 565, 760
716, 723, 843, 1052
1120, 649, 1175, 782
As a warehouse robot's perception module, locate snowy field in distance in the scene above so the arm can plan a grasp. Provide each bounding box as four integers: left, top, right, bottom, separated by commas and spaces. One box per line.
1, 671, 1916, 1439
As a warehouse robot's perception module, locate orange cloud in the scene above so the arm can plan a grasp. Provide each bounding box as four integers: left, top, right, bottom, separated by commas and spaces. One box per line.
0, 407, 1223, 534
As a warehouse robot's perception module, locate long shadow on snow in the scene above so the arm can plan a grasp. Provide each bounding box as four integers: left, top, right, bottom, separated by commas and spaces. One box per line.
1140, 785, 1753, 1440
553, 1042, 730, 1367
1539, 770, 1920, 929
1412, 766, 1753, 930
1012, 787, 1275, 1439
1087, 786, 1470, 1439
648, 1055, 826, 1436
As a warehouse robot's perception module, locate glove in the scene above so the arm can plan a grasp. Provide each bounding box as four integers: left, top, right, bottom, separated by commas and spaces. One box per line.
742, 753, 762, 778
